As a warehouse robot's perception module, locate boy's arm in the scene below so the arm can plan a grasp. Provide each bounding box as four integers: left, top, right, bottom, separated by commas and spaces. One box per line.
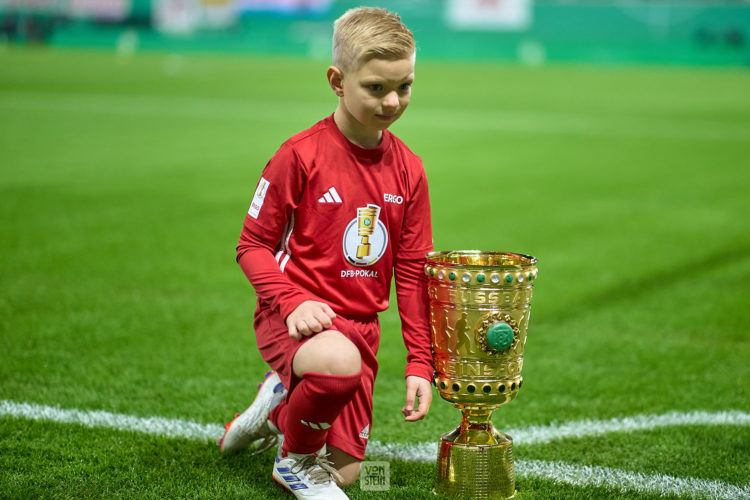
394, 165, 434, 421
236, 225, 320, 323
236, 144, 322, 323
396, 255, 433, 421
394, 255, 433, 382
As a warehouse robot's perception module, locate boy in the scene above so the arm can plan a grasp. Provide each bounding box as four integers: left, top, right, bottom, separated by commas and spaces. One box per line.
220, 7, 433, 499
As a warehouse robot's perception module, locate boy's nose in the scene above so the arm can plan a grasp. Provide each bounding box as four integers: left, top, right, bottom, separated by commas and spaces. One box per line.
382, 91, 400, 110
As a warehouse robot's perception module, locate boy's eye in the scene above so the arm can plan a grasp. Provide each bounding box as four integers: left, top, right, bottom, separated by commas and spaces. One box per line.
399, 83, 412, 91
368, 84, 383, 92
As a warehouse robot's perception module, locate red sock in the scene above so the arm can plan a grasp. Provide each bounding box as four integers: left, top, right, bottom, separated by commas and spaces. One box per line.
280, 371, 361, 455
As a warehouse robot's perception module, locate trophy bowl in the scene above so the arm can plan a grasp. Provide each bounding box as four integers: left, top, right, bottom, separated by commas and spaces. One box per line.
425, 250, 538, 500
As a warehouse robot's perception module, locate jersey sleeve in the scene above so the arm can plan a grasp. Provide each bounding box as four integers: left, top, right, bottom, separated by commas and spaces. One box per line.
395, 166, 434, 381
236, 144, 319, 320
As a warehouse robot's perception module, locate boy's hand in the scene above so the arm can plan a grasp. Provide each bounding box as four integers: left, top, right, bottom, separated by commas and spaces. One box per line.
402, 375, 432, 422
286, 300, 336, 340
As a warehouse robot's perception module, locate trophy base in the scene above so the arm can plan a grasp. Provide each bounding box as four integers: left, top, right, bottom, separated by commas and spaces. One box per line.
435, 425, 515, 500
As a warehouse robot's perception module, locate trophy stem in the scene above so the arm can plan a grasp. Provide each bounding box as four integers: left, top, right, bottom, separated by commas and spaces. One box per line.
435, 406, 515, 499
456, 406, 499, 444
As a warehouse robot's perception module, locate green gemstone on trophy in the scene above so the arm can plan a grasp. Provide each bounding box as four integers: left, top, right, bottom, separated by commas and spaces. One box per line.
486, 322, 514, 351
449, 272, 456, 280
477, 273, 485, 282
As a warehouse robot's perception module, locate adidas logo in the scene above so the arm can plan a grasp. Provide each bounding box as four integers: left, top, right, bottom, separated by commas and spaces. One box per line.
318, 187, 342, 203
300, 419, 331, 430
359, 424, 370, 440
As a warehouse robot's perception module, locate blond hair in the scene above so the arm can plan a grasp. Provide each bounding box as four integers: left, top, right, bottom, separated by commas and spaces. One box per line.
332, 7, 415, 73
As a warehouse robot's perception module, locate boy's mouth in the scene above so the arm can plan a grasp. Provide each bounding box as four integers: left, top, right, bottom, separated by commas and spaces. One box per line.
375, 114, 395, 120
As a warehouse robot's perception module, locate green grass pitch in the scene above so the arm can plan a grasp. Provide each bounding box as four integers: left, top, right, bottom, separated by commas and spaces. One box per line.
1, 48, 749, 499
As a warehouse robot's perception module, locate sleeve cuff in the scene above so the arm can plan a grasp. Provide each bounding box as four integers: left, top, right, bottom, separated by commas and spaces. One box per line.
405, 362, 434, 383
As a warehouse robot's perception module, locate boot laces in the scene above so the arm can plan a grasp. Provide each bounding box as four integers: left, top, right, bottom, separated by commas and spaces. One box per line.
250, 432, 279, 455
291, 452, 344, 485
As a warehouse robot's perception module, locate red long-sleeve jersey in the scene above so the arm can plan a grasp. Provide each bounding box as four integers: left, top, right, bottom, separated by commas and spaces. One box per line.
236, 115, 434, 381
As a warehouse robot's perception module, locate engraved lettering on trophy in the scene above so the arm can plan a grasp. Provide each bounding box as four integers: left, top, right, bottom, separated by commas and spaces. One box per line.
454, 362, 495, 377
463, 363, 481, 377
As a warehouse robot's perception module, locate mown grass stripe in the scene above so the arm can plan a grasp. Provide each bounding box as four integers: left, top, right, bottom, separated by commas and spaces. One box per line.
2, 400, 748, 499
2, 90, 748, 142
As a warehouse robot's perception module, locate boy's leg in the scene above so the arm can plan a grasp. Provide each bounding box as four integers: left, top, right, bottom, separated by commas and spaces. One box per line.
269, 329, 361, 499
274, 330, 362, 455
277, 314, 378, 486
244, 308, 377, 497
293, 330, 362, 376
271, 331, 371, 485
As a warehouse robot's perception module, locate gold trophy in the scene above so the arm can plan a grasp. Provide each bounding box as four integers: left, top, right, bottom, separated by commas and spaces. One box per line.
356, 204, 380, 259
425, 251, 538, 499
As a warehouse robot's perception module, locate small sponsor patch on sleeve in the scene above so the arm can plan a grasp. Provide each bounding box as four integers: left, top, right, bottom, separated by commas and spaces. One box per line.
248, 177, 270, 219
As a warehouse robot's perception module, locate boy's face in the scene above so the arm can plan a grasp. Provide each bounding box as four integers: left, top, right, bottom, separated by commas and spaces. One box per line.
338, 56, 415, 136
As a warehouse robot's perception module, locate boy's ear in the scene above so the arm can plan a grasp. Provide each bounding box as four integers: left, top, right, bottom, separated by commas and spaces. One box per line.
327, 66, 344, 97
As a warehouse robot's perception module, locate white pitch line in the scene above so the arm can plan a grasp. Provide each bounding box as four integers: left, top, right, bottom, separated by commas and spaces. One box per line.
506, 409, 750, 446
365, 409, 750, 462
2, 400, 749, 499
0, 399, 224, 442
517, 459, 750, 500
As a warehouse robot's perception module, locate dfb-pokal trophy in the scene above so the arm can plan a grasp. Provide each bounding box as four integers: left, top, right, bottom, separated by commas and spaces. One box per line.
425, 251, 539, 499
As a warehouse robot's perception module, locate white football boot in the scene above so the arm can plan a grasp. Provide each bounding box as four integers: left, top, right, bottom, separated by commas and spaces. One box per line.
219, 370, 286, 454
272, 443, 349, 499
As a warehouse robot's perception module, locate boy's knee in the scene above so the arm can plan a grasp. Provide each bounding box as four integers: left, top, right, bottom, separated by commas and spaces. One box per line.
294, 330, 362, 376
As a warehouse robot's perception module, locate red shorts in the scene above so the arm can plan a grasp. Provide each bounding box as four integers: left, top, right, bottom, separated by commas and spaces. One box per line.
253, 305, 380, 461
